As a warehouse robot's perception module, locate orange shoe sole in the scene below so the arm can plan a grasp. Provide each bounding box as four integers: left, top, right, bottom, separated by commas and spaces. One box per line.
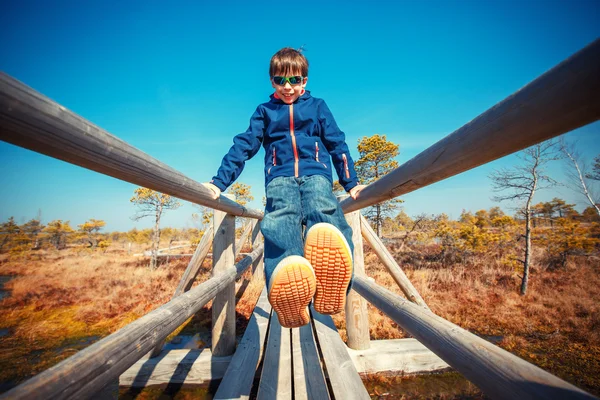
268, 256, 316, 328
304, 223, 353, 315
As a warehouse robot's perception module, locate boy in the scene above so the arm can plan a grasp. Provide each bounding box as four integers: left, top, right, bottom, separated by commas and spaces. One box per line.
203, 47, 364, 328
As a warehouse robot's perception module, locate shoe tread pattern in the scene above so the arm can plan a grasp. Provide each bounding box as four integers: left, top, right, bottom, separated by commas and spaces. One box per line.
269, 262, 316, 328
305, 227, 352, 315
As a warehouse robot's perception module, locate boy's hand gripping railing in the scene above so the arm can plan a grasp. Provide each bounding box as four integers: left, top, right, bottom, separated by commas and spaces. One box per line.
0, 72, 263, 220
340, 38, 600, 214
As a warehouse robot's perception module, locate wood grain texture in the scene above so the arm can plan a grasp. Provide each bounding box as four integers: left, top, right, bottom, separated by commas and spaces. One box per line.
120, 349, 231, 387
311, 307, 371, 400
346, 338, 448, 375
150, 225, 215, 357
360, 215, 429, 310
353, 276, 596, 400
214, 288, 271, 400
257, 312, 292, 400
235, 222, 254, 258
292, 323, 331, 400
212, 194, 236, 357
0, 245, 263, 400
344, 207, 370, 350
340, 39, 600, 214
0, 72, 263, 220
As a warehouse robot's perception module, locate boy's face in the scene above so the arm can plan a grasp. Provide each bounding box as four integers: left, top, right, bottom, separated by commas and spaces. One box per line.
271, 72, 308, 104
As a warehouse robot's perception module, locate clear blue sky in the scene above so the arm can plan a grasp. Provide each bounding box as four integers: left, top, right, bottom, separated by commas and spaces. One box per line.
1, 0, 599, 232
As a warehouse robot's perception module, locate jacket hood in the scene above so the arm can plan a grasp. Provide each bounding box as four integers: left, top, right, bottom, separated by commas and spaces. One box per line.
269, 90, 312, 104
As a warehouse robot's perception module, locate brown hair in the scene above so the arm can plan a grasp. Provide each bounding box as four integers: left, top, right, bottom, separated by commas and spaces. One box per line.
269, 47, 309, 78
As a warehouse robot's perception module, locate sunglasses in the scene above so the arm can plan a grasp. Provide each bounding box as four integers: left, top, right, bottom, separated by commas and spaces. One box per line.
272, 76, 304, 86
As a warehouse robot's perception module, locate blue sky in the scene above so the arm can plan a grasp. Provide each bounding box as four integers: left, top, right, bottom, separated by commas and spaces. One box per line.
1, 0, 599, 232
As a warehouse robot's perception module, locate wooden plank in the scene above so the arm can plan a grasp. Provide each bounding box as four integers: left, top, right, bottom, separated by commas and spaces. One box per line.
343, 200, 370, 350
352, 276, 595, 400
0, 72, 263, 220
214, 288, 271, 400
257, 312, 292, 400
360, 215, 429, 310
292, 324, 330, 400
212, 194, 236, 357
120, 349, 231, 387
311, 307, 370, 400
150, 225, 214, 357
0, 245, 263, 400
340, 39, 600, 214
346, 338, 449, 375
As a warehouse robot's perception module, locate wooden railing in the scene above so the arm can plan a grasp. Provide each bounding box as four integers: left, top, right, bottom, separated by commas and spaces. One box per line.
1, 38, 599, 400
340, 38, 600, 214
0, 245, 263, 399
0, 72, 263, 220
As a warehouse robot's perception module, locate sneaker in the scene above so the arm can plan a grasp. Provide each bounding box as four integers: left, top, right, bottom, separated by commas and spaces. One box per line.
268, 255, 317, 328
304, 223, 353, 315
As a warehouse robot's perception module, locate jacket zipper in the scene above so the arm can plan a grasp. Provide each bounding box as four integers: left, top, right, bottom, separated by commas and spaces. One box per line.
268, 147, 276, 174
342, 153, 350, 179
289, 104, 299, 177
315, 142, 327, 168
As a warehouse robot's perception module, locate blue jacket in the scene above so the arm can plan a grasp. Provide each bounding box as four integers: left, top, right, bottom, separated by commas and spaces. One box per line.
211, 91, 358, 192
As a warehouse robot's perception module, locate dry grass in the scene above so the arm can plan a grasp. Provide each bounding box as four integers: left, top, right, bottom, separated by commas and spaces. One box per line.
0, 244, 262, 390
2, 236, 599, 397
335, 241, 600, 396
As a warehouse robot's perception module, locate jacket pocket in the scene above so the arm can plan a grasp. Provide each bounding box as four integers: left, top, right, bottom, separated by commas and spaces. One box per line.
314, 141, 327, 168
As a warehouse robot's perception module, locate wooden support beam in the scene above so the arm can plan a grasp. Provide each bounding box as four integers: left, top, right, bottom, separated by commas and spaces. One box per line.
0, 72, 263, 220
214, 288, 271, 400
311, 307, 371, 400
212, 194, 236, 357
360, 215, 429, 310
292, 323, 330, 400
250, 219, 264, 277
346, 338, 449, 375
0, 245, 263, 400
340, 39, 600, 214
352, 276, 596, 400
149, 225, 214, 357
342, 196, 370, 350
235, 221, 254, 258
257, 312, 292, 399
120, 349, 231, 387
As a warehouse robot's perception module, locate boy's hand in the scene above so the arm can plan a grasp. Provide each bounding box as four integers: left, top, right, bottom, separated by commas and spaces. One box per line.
348, 184, 366, 200
202, 182, 221, 200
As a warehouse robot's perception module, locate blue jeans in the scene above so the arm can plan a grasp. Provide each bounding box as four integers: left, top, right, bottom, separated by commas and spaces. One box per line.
261, 175, 354, 289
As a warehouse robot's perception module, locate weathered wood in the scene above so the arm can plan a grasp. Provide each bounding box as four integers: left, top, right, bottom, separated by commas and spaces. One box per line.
352, 276, 596, 400
346, 338, 449, 375
214, 288, 271, 399
212, 194, 236, 357
251, 219, 264, 277
257, 312, 292, 400
0, 245, 263, 400
0, 72, 263, 220
360, 215, 429, 310
311, 307, 371, 400
120, 349, 231, 387
235, 221, 254, 258
150, 225, 214, 357
340, 39, 600, 214
292, 323, 330, 400
343, 199, 370, 350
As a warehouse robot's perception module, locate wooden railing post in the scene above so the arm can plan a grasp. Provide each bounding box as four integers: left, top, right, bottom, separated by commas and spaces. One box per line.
251, 219, 264, 278
212, 194, 236, 356
340, 195, 370, 350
